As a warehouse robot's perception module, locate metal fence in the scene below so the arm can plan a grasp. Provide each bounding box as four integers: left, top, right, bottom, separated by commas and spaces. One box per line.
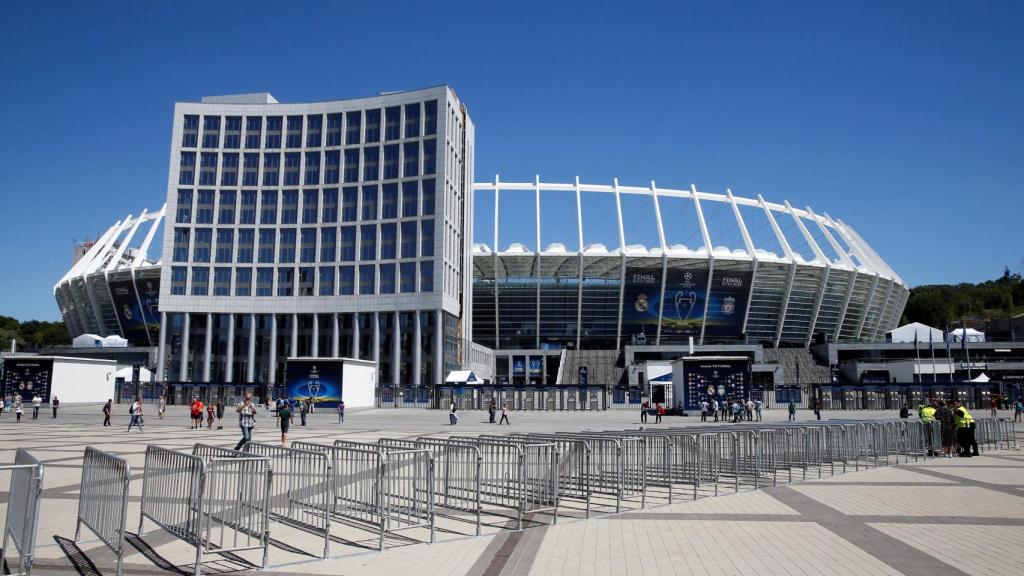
139, 445, 272, 576
0, 449, 44, 576
75, 448, 131, 576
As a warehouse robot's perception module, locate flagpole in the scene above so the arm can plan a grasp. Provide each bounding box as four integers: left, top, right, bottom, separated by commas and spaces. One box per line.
962, 321, 973, 382
914, 332, 921, 385
945, 327, 954, 387
929, 331, 937, 385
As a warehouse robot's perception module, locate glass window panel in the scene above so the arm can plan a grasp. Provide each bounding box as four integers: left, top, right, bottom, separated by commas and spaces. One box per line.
401, 221, 417, 257
404, 103, 420, 138
345, 111, 361, 145
277, 267, 294, 296
379, 263, 395, 294
360, 224, 376, 260
281, 189, 298, 224
339, 226, 356, 261
364, 109, 380, 143
424, 100, 437, 135
178, 152, 195, 185
319, 266, 335, 296
283, 152, 300, 185
262, 153, 280, 186
421, 178, 435, 215
381, 183, 398, 219
400, 262, 416, 293
176, 189, 193, 223
343, 149, 360, 183
278, 228, 296, 262
258, 229, 276, 263
240, 191, 257, 224
286, 115, 302, 148
236, 228, 254, 262
193, 228, 212, 262
245, 117, 262, 149
301, 189, 318, 223
305, 114, 322, 148
191, 266, 209, 295
401, 181, 418, 217
420, 261, 433, 291
171, 266, 187, 295
319, 227, 336, 261
362, 147, 379, 181
223, 116, 241, 149
256, 267, 273, 296
341, 187, 357, 222
260, 190, 278, 224
421, 219, 434, 257
321, 188, 338, 222
361, 185, 378, 220
359, 264, 375, 294
235, 268, 252, 296
324, 150, 340, 184
265, 116, 282, 149
304, 151, 320, 185
325, 113, 342, 147
339, 265, 355, 295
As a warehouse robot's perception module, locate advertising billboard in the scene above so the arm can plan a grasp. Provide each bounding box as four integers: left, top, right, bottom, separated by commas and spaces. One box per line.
703, 269, 752, 337
660, 266, 707, 339
134, 276, 162, 343
2, 358, 54, 403
285, 359, 343, 407
621, 264, 662, 340
108, 279, 151, 345
678, 357, 751, 410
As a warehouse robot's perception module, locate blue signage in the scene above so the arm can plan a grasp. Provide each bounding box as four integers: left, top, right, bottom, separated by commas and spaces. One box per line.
512, 357, 525, 376
578, 366, 588, 387
681, 358, 751, 410
285, 359, 343, 407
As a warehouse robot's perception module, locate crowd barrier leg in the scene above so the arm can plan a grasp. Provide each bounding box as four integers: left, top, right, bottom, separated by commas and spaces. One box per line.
75, 447, 131, 576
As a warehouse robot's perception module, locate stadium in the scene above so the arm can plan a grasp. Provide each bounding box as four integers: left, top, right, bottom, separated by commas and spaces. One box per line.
49, 85, 920, 409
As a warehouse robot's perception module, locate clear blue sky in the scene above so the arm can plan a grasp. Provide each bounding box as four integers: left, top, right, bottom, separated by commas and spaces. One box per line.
1, 1, 1021, 321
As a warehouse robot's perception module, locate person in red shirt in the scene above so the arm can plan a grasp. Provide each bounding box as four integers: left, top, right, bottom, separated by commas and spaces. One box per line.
189, 397, 204, 429
991, 395, 999, 417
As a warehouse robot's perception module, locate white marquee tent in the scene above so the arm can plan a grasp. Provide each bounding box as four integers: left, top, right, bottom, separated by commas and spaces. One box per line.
887, 322, 944, 344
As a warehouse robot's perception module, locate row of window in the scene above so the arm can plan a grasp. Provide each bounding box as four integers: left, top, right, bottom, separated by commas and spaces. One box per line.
181, 101, 438, 149
169, 263, 434, 297
172, 222, 435, 264
175, 182, 435, 225
178, 140, 437, 187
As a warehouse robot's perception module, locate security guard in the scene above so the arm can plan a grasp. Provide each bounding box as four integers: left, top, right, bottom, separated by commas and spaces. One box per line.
953, 400, 979, 457
920, 401, 938, 456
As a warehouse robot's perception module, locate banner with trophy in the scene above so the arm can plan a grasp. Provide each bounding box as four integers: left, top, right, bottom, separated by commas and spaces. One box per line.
285, 358, 343, 407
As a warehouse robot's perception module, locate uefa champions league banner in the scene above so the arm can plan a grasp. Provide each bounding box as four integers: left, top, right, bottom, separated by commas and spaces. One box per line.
285, 359, 343, 408
1, 358, 53, 403
134, 277, 162, 342
108, 279, 151, 344
681, 358, 750, 410
703, 269, 752, 337
660, 266, 707, 338
621, 265, 662, 339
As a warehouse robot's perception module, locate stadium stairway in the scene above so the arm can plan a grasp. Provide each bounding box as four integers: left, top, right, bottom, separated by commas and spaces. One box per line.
558, 349, 622, 385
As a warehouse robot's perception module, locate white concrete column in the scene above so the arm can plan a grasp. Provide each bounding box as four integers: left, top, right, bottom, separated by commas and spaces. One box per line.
311, 313, 319, 357
157, 311, 167, 381
269, 315, 278, 385
392, 311, 401, 385
372, 311, 381, 368
202, 313, 213, 382
225, 313, 235, 383
434, 310, 443, 386
291, 313, 299, 358
247, 314, 256, 383
413, 311, 422, 386
179, 312, 190, 382
351, 313, 360, 359
331, 313, 339, 358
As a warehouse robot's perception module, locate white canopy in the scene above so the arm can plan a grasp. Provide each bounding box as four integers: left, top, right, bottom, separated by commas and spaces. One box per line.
115, 366, 152, 381
948, 327, 985, 343
969, 372, 990, 383
445, 370, 481, 384
73, 334, 128, 348
887, 322, 944, 344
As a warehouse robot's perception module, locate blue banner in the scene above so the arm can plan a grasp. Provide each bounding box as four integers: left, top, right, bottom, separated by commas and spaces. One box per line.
528, 356, 543, 376
660, 266, 706, 338
703, 269, 752, 337
2, 358, 53, 403
134, 276, 161, 343
681, 358, 750, 410
622, 265, 662, 339
285, 359, 343, 407
109, 279, 151, 345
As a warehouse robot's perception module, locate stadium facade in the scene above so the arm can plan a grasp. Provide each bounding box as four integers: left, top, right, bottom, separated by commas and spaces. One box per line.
52, 85, 909, 401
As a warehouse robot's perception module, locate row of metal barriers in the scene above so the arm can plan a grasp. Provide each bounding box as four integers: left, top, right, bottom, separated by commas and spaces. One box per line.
1, 417, 1017, 576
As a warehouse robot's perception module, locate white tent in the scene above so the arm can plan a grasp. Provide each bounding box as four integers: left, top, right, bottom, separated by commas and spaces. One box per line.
73, 334, 128, 348
887, 322, 944, 344
445, 370, 481, 384
115, 365, 153, 382
947, 327, 985, 343
969, 373, 990, 383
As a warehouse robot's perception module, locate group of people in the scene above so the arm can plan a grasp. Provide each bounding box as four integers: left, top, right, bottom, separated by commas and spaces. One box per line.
639, 401, 667, 423
917, 398, 980, 458
188, 396, 225, 429
0, 394, 60, 421
697, 398, 764, 423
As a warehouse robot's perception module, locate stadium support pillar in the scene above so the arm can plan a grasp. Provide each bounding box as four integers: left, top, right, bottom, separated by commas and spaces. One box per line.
413, 311, 422, 386
291, 313, 299, 359
372, 311, 380, 367
392, 311, 401, 385
179, 312, 190, 382
268, 315, 277, 385
434, 310, 443, 386
247, 314, 256, 383
202, 313, 213, 382
311, 313, 319, 358
157, 311, 167, 382
331, 313, 339, 358
351, 313, 360, 359
225, 313, 235, 383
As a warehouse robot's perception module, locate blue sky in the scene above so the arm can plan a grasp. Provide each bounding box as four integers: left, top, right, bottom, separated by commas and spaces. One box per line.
1, 1, 1021, 321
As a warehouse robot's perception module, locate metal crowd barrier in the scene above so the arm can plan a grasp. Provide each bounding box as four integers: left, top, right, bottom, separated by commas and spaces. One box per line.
0, 449, 44, 576
139, 445, 272, 576
75, 448, 131, 576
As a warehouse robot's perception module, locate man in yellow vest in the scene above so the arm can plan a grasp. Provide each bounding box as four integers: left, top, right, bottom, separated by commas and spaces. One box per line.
920, 401, 938, 456
953, 400, 979, 457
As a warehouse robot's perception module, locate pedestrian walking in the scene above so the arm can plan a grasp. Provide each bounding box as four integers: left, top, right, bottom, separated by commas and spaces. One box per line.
189, 396, 203, 429
654, 404, 663, 424
51, 395, 59, 418
31, 394, 41, 419
787, 400, 796, 422
0, 397, 5, 417
699, 400, 709, 422
278, 399, 293, 446
499, 404, 510, 425
990, 395, 998, 417
640, 400, 649, 424
234, 393, 257, 450
216, 400, 224, 429
127, 396, 144, 432
14, 398, 24, 422
337, 400, 345, 424
449, 401, 459, 425
754, 399, 763, 421
158, 395, 167, 419
300, 398, 309, 426
1014, 399, 1023, 423
102, 399, 112, 426
813, 399, 821, 421
488, 400, 496, 424
206, 402, 215, 429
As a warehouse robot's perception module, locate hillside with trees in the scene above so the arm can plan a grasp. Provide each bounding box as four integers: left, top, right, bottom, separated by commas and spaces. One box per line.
0, 315, 70, 350
902, 267, 1024, 330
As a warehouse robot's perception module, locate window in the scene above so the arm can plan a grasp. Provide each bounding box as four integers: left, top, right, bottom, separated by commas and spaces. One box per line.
240, 191, 257, 224
182, 115, 199, 147
403, 142, 419, 177
278, 228, 296, 262
191, 267, 209, 295
341, 187, 357, 222
196, 190, 214, 223
381, 183, 398, 219
277, 267, 294, 296
424, 100, 437, 135
401, 221, 417, 257
176, 190, 193, 223
358, 264, 375, 294
361, 185, 377, 220
298, 267, 314, 296
420, 261, 433, 291
422, 139, 436, 175
245, 117, 262, 149
215, 229, 233, 263
218, 190, 236, 224
202, 116, 220, 148
324, 150, 340, 184
300, 228, 316, 262
179, 152, 195, 185
343, 149, 360, 183
258, 229, 276, 263
384, 106, 400, 141
404, 103, 420, 138
360, 225, 376, 260
321, 188, 338, 222
305, 115, 322, 147
339, 266, 355, 295
220, 153, 238, 186
283, 152, 300, 185
171, 267, 187, 295
281, 190, 298, 224
362, 147, 379, 181
193, 228, 212, 262
318, 267, 335, 295
213, 267, 231, 295
224, 116, 241, 149
345, 111, 362, 144
235, 268, 252, 296
304, 151, 320, 185
383, 144, 399, 179
339, 226, 356, 261
422, 178, 435, 215
421, 220, 434, 256
401, 181, 418, 217
256, 268, 273, 296
237, 228, 254, 262
380, 223, 396, 259
301, 189, 318, 223
260, 191, 277, 224
325, 113, 342, 146
262, 153, 280, 186
265, 116, 282, 148
285, 115, 302, 148
172, 228, 190, 262
242, 153, 259, 186
400, 262, 416, 293
364, 109, 380, 142
320, 227, 336, 261
199, 153, 217, 185
379, 263, 395, 294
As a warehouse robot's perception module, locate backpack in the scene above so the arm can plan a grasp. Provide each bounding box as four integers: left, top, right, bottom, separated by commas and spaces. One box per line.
129, 404, 136, 415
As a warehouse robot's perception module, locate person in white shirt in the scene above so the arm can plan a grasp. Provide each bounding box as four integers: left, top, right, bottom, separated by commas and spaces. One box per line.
699, 400, 709, 422
31, 394, 42, 419
710, 399, 719, 422
127, 396, 144, 432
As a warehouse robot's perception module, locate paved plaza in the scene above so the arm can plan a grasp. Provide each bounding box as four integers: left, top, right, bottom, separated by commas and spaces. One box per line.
1, 404, 1021, 576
